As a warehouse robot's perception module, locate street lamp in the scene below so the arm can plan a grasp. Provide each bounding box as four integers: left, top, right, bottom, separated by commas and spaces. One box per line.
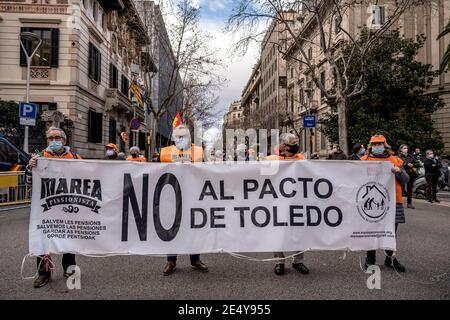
303, 87, 317, 158
19, 31, 42, 154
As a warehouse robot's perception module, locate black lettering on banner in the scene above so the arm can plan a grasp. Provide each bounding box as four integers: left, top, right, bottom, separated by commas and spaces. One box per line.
314, 178, 333, 199
41, 178, 56, 199
234, 207, 250, 227
280, 178, 297, 198
191, 208, 207, 228
121, 174, 148, 241
290, 205, 304, 226
243, 180, 258, 199
210, 207, 226, 228
55, 178, 68, 195
259, 180, 278, 199
297, 178, 313, 197
220, 180, 234, 200
324, 206, 343, 227
153, 173, 182, 241
91, 180, 102, 201
251, 206, 270, 227
273, 206, 288, 226
83, 179, 91, 197
70, 179, 82, 194
199, 180, 218, 200
307, 206, 321, 226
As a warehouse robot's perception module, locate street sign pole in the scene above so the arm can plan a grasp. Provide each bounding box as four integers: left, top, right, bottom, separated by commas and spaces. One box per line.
24, 55, 31, 154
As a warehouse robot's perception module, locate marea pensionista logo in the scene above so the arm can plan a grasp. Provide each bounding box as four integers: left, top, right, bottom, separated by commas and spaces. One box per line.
356, 182, 390, 223
40, 178, 102, 214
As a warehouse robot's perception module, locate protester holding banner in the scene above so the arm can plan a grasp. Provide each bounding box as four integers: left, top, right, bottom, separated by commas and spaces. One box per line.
104, 143, 119, 160
25, 127, 80, 288
265, 133, 309, 276
126, 146, 147, 162
361, 135, 409, 272
159, 123, 208, 275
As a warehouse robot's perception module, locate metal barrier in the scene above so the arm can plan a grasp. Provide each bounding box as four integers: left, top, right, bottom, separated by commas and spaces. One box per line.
0, 171, 31, 206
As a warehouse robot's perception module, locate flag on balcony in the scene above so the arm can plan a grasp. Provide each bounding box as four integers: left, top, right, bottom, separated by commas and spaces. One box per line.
172, 112, 182, 128
129, 81, 144, 110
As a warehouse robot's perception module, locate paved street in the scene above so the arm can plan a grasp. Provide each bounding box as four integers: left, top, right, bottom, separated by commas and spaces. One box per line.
0, 200, 449, 300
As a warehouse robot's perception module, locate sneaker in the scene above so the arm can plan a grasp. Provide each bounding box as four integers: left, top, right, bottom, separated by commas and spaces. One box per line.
274, 264, 285, 275
33, 274, 50, 288
163, 261, 176, 276
292, 263, 309, 275
191, 261, 208, 272
407, 204, 415, 209
433, 199, 440, 203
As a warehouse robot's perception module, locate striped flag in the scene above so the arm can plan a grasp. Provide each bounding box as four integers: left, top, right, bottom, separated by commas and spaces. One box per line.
172, 112, 182, 128
129, 81, 144, 110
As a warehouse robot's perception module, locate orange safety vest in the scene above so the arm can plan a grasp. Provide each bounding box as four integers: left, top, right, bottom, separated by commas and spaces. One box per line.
265, 153, 306, 161
160, 145, 203, 163
43, 150, 82, 159
126, 156, 147, 162
361, 154, 403, 204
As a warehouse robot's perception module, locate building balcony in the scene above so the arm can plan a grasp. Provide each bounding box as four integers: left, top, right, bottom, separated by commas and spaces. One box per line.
0, 0, 70, 14
98, 0, 124, 12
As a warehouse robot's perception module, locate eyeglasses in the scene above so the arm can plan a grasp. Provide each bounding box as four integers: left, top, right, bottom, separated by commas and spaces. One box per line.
47, 136, 63, 141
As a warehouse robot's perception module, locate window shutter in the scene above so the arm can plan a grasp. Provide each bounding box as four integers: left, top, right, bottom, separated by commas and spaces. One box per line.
88, 43, 93, 79
109, 63, 113, 88
88, 109, 95, 142
50, 28, 59, 68
20, 27, 31, 67
97, 49, 102, 83
95, 112, 103, 143
380, 6, 385, 25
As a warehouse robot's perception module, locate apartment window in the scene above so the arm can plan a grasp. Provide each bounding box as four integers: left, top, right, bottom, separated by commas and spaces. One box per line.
291, 95, 294, 113
279, 76, 287, 89
320, 71, 326, 98
308, 47, 313, 60
372, 5, 385, 26
321, 126, 327, 150
121, 75, 129, 97
88, 42, 101, 83
109, 63, 118, 88
93, 0, 98, 21
88, 109, 103, 143
20, 28, 59, 67
109, 118, 117, 144
291, 68, 294, 79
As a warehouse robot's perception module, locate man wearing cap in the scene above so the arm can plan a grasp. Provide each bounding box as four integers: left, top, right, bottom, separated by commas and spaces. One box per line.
25, 127, 81, 288
126, 146, 147, 162
159, 124, 208, 275
265, 133, 309, 276
105, 143, 119, 160
361, 135, 409, 272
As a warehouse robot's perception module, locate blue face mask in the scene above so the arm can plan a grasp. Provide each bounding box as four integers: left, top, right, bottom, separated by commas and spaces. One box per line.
175, 136, 190, 150
359, 148, 366, 155
372, 146, 385, 155
48, 140, 63, 152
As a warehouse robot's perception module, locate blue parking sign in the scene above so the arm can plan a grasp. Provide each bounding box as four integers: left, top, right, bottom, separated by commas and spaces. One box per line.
19, 102, 37, 126
303, 115, 316, 128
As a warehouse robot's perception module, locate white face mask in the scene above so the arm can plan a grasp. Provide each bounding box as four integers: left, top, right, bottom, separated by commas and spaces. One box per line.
106, 150, 115, 157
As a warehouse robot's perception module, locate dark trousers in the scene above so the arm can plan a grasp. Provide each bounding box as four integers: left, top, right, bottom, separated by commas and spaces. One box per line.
367, 224, 398, 261
426, 177, 438, 201
406, 178, 414, 205
167, 254, 200, 263
36, 254, 76, 276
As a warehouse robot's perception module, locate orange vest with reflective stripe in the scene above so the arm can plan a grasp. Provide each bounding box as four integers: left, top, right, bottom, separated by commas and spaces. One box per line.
43, 150, 81, 159
265, 153, 306, 161
126, 156, 147, 162
160, 145, 203, 163
361, 154, 403, 203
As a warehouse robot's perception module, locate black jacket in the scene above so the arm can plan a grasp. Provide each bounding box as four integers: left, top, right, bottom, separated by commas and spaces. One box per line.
349, 153, 360, 160
424, 158, 442, 179
398, 153, 419, 178
328, 151, 347, 160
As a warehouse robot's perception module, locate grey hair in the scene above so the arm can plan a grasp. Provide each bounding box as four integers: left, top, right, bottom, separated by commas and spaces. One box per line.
280, 133, 297, 145
130, 146, 140, 154
46, 127, 66, 141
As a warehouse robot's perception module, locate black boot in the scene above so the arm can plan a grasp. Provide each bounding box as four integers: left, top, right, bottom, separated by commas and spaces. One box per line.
385, 257, 406, 272
365, 256, 376, 270
274, 264, 285, 275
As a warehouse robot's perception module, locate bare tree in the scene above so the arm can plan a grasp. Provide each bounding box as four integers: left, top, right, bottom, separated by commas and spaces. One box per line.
136, 0, 226, 154
226, 0, 426, 153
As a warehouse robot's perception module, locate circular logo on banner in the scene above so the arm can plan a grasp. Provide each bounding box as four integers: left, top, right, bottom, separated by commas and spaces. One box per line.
130, 118, 141, 130
356, 182, 390, 223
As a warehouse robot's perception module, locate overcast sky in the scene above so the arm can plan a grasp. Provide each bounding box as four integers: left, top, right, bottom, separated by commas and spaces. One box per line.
158, 0, 261, 125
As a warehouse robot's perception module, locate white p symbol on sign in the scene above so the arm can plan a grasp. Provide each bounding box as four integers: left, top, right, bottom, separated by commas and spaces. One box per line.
23, 104, 33, 116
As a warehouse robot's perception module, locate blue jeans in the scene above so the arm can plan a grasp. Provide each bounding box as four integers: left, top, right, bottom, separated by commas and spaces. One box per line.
167, 254, 200, 263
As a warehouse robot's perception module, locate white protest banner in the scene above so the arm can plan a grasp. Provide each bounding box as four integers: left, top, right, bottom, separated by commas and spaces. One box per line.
30, 159, 397, 256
